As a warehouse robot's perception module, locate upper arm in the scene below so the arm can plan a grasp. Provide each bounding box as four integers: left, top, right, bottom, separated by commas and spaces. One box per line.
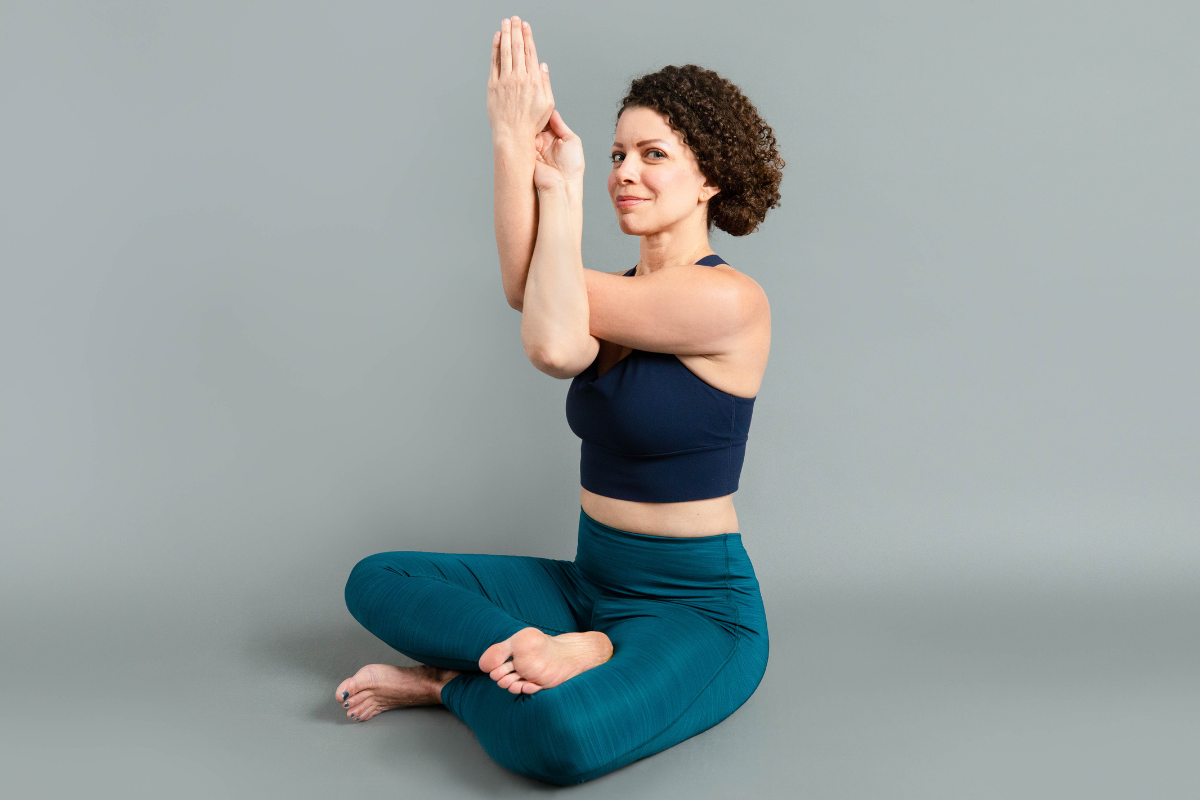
554, 264, 766, 374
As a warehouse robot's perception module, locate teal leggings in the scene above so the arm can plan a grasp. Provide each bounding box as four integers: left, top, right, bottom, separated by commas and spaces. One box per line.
343, 507, 770, 785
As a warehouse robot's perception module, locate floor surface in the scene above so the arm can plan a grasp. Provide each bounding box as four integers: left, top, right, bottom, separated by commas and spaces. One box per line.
3, 579, 1196, 799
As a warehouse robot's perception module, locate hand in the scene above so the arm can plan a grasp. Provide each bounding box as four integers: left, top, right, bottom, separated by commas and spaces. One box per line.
533, 110, 584, 190
487, 17, 554, 146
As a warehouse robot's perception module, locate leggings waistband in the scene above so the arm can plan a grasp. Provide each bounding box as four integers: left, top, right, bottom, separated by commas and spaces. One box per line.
573, 506, 760, 598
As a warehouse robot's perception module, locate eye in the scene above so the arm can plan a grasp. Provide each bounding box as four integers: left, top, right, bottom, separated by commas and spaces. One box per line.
610, 152, 625, 164
646, 149, 666, 159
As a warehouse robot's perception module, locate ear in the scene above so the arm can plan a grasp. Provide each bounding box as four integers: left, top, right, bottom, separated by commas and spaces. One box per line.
699, 178, 720, 203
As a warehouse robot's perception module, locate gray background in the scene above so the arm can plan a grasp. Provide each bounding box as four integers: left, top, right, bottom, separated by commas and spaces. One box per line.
2, 1, 1197, 797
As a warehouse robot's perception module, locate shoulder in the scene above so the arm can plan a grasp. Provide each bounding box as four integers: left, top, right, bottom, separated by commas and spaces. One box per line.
712, 263, 770, 316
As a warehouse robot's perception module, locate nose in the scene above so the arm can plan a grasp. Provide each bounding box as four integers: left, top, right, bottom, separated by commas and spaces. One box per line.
613, 156, 638, 184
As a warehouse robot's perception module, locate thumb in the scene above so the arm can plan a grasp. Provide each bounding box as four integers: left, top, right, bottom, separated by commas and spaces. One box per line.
549, 109, 574, 139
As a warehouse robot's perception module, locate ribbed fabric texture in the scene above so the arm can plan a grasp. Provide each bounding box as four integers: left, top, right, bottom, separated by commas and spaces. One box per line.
344, 507, 770, 785
564, 254, 757, 502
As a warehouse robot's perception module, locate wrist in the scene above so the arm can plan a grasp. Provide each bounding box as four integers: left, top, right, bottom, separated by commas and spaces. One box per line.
536, 177, 584, 196
492, 135, 534, 154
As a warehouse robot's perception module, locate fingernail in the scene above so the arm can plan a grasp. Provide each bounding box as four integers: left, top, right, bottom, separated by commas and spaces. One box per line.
542, 63, 548, 72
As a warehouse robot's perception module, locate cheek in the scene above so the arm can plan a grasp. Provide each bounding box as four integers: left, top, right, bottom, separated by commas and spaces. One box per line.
606, 172, 617, 195
646, 168, 690, 203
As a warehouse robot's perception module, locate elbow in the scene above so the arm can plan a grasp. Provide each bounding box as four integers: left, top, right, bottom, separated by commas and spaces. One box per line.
524, 342, 561, 373
501, 274, 525, 312
523, 341, 575, 378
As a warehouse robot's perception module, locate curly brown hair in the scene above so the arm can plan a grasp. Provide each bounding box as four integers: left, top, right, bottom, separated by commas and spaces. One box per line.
618, 64, 784, 236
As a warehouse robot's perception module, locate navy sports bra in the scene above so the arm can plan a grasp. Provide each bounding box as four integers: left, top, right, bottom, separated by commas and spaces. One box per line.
565, 254, 756, 502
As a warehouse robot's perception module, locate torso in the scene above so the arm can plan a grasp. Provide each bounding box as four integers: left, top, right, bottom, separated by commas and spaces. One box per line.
580, 264, 771, 538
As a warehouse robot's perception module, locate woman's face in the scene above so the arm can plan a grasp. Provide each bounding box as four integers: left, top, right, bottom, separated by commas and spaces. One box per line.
608, 106, 719, 236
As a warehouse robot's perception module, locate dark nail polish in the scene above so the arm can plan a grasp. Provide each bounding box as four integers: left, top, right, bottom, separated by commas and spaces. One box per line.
342, 691, 349, 700
343, 703, 349, 708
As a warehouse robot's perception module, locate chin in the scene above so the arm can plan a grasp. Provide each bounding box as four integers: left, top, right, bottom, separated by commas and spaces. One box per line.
616, 215, 657, 237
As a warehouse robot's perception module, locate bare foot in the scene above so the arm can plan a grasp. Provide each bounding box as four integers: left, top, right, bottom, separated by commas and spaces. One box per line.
334, 663, 461, 722
478, 627, 613, 694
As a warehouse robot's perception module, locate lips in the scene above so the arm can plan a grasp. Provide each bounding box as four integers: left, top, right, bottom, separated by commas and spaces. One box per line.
615, 195, 648, 209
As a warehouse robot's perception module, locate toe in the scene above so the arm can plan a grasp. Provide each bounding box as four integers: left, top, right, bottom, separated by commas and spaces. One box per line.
496, 671, 521, 690
488, 660, 516, 682
346, 694, 373, 719
335, 674, 363, 704
479, 638, 515, 673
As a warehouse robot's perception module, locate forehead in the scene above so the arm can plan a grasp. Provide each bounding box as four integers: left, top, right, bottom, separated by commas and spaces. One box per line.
613, 106, 684, 147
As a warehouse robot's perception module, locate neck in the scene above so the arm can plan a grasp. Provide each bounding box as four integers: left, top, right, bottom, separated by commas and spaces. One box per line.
636, 208, 713, 274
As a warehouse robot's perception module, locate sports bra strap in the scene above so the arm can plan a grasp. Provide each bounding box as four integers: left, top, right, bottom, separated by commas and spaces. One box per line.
623, 254, 728, 276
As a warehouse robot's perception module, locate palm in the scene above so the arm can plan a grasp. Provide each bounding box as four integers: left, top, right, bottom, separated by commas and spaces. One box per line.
534, 128, 584, 187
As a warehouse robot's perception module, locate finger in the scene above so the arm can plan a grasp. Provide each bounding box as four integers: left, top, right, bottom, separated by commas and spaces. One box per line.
490, 30, 500, 83
523, 20, 539, 72
540, 62, 554, 106
548, 109, 575, 139
510, 16, 526, 73
499, 18, 512, 75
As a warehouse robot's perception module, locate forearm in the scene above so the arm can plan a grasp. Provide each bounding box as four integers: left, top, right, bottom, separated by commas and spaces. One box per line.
493, 139, 539, 310
520, 180, 587, 367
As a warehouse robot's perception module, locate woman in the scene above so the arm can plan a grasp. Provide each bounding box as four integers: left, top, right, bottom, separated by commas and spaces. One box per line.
335, 16, 783, 785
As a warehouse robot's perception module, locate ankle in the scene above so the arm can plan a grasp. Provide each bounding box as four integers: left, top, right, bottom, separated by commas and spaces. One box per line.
423, 665, 459, 703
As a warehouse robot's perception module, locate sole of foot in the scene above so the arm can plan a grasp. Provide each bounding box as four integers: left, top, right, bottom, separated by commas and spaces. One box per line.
334, 663, 460, 722
478, 627, 613, 694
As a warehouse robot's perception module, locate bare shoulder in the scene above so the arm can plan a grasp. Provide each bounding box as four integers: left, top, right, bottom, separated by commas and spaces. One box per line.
713, 263, 771, 318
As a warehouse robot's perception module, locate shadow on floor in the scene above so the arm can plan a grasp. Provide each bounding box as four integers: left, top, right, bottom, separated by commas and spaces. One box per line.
240, 619, 568, 793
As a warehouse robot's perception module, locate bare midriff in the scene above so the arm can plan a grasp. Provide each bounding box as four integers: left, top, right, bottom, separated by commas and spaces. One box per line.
580, 487, 740, 538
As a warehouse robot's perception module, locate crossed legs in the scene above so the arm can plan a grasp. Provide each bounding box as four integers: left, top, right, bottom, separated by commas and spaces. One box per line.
336, 547, 760, 785
336, 550, 611, 719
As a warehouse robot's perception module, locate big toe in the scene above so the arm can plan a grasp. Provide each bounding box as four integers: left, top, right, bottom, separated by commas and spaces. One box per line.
479, 637, 517, 673
335, 673, 365, 705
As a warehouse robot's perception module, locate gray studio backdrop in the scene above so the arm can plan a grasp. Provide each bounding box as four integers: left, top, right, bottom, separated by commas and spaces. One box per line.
2, 2, 1197, 798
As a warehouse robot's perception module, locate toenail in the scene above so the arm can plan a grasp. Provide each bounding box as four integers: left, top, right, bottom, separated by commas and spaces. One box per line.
342, 691, 349, 700
343, 703, 349, 708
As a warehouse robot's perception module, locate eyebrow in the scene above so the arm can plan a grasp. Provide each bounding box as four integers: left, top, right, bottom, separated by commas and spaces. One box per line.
611, 139, 670, 148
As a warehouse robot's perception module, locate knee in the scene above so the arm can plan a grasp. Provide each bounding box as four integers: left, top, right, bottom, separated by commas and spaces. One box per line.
506, 692, 610, 785
343, 551, 406, 620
